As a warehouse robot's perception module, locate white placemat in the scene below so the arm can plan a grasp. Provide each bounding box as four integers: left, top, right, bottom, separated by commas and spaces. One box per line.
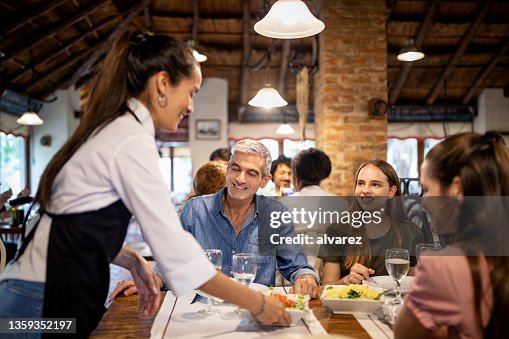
354, 313, 393, 339
151, 288, 327, 338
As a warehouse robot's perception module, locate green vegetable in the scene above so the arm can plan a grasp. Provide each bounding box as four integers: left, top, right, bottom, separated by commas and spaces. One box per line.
347, 289, 361, 299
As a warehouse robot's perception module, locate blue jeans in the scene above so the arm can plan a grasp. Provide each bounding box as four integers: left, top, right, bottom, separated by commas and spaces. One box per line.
0, 279, 44, 339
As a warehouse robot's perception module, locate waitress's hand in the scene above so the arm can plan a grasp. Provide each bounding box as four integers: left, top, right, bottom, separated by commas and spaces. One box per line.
113, 247, 160, 316
343, 263, 375, 285
108, 280, 137, 301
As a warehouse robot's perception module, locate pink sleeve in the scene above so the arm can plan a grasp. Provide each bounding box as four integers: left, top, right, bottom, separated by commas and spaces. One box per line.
404, 256, 472, 331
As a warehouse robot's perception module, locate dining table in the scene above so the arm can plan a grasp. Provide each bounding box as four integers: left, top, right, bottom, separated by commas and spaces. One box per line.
91, 290, 390, 338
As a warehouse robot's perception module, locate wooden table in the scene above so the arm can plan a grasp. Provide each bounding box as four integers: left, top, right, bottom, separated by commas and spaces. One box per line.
91, 292, 371, 338
0, 224, 23, 235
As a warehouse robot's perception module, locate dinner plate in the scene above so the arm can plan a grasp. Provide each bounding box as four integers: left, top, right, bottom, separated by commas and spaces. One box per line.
362, 275, 414, 293
197, 281, 269, 303
242, 293, 310, 326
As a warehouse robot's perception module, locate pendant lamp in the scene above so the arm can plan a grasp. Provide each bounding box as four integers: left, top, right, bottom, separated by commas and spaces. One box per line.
17, 111, 44, 125
254, 0, 324, 39
248, 84, 288, 109
397, 38, 425, 62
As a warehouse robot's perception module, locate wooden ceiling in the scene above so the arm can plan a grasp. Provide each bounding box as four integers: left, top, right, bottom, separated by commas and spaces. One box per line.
1, 0, 508, 120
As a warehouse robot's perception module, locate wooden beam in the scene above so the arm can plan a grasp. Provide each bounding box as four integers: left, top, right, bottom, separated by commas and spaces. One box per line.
426, 0, 493, 105
67, 0, 151, 87
1, 0, 110, 62
0, 0, 67, 36
278, 40, 291, 97
26, 48, 94, 92
192, 0, 199, 41
240, 0, 251, 105
462, 39, 509, 104
389, 0, 440, 105
10, 15, 121, 84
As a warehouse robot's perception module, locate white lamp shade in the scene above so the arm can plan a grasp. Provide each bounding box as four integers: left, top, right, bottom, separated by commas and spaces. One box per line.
16, 112, 43, 125
192, 49, 207, 62
254, 0, 324, 39
248, 85, 288, 109
397, 50, 425, 62
397, 39, 425, 62
275, 123, 295, 135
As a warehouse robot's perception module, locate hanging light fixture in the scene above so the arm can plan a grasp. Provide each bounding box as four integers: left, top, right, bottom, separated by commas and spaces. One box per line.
254, 0, 324, 39
189, 0, 207, 63
17, 111, 43, 125
275, 123, 295, 135
249, 84, 288, 109
397, 38, 425, 62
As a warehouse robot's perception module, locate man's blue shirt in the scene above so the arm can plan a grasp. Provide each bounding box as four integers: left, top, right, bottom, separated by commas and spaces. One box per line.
178, 187, 318, 287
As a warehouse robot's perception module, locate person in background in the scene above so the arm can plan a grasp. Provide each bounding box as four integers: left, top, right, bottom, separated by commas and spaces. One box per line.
395, 132, 509, 339
266, 155, 292, 196
0, 30, 289, 337
209, 147, 230, 167
111, 139, 319, 299
176, 161, 227, 213
320, 160, 423, 285
291, 148, 335, 197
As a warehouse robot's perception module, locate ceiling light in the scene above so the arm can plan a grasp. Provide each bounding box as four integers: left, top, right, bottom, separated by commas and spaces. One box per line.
275, 123, 295, 135
17, 111, 44, 125
248, 85, 288, 109
397, 38, 425, 62
254, 0, 324, 39
188, 40, 207, 63
192, 49, 207, 63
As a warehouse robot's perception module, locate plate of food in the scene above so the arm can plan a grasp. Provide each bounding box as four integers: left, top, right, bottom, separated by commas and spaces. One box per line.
268, 293, 309, 325
320, 285, 383, 314
362, 275, 414, 293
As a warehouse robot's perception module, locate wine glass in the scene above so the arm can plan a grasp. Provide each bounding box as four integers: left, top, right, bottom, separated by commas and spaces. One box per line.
232, 253, 257, 315
199, 249, 223, 315
415, 243, 441, 263
385, 248, 410, 305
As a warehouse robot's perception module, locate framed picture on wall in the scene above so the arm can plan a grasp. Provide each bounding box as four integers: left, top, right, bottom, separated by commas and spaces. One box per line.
196, 119, 220, 140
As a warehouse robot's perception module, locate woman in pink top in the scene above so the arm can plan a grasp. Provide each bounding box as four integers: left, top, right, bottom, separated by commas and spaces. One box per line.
394, 132, 509, 339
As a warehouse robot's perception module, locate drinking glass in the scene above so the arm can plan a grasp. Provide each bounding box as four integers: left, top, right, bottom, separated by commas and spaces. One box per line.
232, 253, 257, 315
385, 248, 410, 305
199, 249, 223, 315
415, 243, 441, 262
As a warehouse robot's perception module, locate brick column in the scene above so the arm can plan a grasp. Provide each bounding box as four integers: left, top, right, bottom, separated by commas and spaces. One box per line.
314, 0, 388, 195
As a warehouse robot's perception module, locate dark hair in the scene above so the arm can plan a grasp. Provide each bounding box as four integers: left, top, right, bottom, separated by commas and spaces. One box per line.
35, 30, 198, 211
270, 155, 292, 182
344, 160, 410, 269
209, 148, 230, 162
425, 131, 509, 338
292, 148, 331, 187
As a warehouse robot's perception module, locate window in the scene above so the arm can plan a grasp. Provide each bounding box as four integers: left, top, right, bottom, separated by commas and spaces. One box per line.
0, 132, 27, 194
158, 145, 192, 206
283, 139, 316, 158
387, 138, 418, 178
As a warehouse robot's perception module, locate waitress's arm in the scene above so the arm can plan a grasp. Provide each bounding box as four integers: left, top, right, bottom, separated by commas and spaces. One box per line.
112, 247, 160, 316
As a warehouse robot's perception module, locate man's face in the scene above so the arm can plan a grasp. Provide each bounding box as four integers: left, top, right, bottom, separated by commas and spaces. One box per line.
226, 153, 271, 202
273, 163, 292, 189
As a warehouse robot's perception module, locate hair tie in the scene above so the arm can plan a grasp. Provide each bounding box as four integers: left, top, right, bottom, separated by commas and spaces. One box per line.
129, 31, 151, 47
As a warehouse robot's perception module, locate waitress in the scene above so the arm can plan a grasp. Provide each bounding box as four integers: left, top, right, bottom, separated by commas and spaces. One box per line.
0, 30, 289, 338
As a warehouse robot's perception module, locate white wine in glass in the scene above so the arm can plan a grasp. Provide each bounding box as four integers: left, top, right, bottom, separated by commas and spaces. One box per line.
199, 249, 223, 315
385, 248, 410, 305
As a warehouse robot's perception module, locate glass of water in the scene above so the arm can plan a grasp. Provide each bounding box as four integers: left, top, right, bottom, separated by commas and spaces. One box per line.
385, 248, 410, 305
199, 249, 223, 315
232, 253, 257, 315
415, 243, 441, 262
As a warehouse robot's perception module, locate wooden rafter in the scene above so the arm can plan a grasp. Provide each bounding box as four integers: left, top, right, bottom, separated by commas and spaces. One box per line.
1, 0, 110, 62
240, 0, 251, 105
462, 39, 509, 104
426, 0, 493, 105
389, 0, 439, 105
67, 0, 151, 87
0, 0, 67, 37
9, 8, 132, 84
278, 40, 291, 98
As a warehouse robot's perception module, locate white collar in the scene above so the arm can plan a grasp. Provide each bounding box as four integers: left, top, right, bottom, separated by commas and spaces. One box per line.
127, 98, 155, 137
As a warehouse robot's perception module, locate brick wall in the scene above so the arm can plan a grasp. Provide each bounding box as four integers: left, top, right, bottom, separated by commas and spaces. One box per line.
315, 0, 388, 195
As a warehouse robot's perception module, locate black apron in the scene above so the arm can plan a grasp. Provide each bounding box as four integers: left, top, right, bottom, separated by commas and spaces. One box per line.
15, 200, 131, 338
